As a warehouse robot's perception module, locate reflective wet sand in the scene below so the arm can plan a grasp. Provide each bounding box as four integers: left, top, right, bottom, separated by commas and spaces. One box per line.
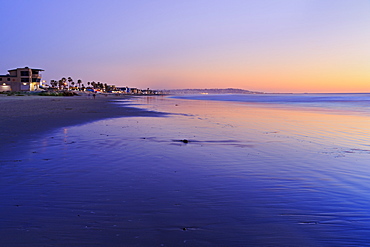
1, 96, 370, 246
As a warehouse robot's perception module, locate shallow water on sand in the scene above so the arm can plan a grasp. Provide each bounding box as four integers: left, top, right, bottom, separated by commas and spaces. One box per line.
1, 95, 370, 246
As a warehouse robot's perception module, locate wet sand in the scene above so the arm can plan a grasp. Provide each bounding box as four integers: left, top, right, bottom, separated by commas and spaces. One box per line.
0, 94, 165, 146
2, 95, 370, 246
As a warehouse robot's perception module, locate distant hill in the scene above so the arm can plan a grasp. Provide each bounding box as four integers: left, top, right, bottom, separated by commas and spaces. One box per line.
164, 88, 264, 94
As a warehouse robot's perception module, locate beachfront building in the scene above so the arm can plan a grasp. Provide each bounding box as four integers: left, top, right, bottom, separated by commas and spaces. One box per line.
0, 67, 44, 92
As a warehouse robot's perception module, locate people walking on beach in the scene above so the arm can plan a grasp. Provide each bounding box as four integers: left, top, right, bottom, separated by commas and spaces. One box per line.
93, 93, 96, 99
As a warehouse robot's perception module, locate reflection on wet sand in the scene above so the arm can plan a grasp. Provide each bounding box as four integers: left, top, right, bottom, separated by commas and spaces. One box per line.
1, 96, 370, 246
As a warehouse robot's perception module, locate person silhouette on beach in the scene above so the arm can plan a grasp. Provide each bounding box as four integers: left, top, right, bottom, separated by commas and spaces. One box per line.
93, 93, 96, 99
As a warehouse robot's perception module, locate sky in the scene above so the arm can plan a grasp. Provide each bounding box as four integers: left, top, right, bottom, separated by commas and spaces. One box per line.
1, 0, 369, 93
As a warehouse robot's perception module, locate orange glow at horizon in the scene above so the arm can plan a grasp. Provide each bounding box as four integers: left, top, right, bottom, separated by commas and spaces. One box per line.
106, 29, 370, 93
118, 60, 370, 93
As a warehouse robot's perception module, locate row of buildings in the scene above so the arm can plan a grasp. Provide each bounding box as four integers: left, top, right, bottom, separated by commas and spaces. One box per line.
0, 67, 160, 94
0, 67, 43, 92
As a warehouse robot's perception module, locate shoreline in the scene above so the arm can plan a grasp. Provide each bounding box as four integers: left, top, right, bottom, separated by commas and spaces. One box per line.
1, 93, 370, 245
0, 94, 167, 147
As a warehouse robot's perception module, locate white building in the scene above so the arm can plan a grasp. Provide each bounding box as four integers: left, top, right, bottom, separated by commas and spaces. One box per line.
0, 67, 44, 92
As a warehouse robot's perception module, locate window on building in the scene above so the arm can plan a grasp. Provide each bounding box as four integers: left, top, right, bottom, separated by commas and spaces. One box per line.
32, 70, 39, 75
21, 78, 30, 82
20, 71, 29, 76
7, 78, 10, 81
32, 78, 41, 82
0, 78, 2, 81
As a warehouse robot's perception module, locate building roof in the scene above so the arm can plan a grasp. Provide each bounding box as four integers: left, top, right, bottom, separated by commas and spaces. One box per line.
8, 67, 44, 72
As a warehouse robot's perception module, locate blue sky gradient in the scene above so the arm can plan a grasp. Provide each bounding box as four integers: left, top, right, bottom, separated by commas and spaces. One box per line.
1, 0, 369, 92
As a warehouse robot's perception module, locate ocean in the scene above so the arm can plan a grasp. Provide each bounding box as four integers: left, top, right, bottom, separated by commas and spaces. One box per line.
172, 93, 370, 115
1, 93, 370, 246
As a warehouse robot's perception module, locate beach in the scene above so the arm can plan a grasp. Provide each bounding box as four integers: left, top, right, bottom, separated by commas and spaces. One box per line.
0, 94, 165, 149
1, 94, 370, 246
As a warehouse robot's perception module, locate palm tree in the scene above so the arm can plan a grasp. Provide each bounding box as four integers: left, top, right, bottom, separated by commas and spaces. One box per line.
61, 77, 67, 89
58, 80, 64, 90
50, 80, 57, 88
77, 79, 82, 90
67, 77, 73, 90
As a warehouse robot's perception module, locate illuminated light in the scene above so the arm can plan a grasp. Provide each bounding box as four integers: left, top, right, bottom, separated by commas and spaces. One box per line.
23, 83, 27, 85
2, 83, 6, 85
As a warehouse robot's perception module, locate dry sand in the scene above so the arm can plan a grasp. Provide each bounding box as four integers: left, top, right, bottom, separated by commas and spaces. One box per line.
0, 94, 165, 146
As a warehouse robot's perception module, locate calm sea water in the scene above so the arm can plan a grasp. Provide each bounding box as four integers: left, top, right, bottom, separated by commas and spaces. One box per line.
172, 93, 370, 115
1, 94, 370, 246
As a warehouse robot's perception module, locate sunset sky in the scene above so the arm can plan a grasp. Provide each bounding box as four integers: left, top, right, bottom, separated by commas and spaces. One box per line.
1, 0, 369, 93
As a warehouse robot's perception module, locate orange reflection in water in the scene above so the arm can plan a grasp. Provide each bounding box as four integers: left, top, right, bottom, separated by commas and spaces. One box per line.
135, 96, 370, 152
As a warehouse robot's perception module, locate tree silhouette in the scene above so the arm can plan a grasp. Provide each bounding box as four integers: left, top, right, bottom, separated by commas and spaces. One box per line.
77, 79, 82, 90
58, 79, 64, 90
67, 77, 73, 90
61, 77, 67, 89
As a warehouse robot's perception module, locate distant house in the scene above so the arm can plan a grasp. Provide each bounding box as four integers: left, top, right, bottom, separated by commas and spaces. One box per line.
0, 67, 44, 92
